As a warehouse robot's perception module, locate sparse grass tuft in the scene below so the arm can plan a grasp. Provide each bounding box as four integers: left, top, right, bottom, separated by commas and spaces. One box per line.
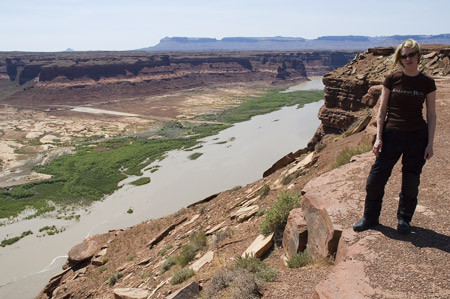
287, 251, 310, 268
203, 255, 277, 298
176, 232, 207, 267
230, 185, 242, 192
234, 255, 277, 282
314, 142, 327, 153
160, 256, 176, 274
331, 142, 372, 169
170, 268, 195, 285
158, 244, 173, 256
260, 191, 300, 236
108, 272, 123, 287
258, 184, 270, 198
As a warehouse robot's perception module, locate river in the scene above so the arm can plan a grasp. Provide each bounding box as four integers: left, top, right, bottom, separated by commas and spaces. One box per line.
0, 77, 324, 298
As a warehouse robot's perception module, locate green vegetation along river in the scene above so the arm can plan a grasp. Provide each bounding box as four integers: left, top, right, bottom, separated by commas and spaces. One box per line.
0, 88, 323, 221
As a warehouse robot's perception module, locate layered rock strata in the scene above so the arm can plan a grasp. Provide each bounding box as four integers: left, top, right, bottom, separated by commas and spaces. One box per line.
0, 51, 357, 106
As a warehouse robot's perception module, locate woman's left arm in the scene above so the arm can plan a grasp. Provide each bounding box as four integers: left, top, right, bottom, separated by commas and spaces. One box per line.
424, 90, 437, 160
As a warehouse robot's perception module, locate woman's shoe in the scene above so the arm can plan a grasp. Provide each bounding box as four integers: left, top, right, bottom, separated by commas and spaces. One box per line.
397, 219, 411, 234
353, 218, 379, 232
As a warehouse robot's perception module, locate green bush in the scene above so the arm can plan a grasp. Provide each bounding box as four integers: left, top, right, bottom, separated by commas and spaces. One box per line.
108, 272, 123, 287
160, 256, 176, 274
260, 191, 301, 236
287, 251, 310, 268
314, 142, 327, 153
234, 255, 277, 282
258, 184, 270, 198
332, 142, 372, 169
170, 268, 195, 285
176, 232, 207, 267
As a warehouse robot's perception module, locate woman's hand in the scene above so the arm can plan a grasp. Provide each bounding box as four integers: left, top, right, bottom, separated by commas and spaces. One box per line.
373, 139, 383, 157
424, 144, 434, 160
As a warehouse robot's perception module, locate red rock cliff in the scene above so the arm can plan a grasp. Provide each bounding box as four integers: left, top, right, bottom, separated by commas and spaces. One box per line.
0, 51, 358, 105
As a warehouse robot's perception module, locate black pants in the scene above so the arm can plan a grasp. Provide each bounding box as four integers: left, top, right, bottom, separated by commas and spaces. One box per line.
363, 127, 428, 223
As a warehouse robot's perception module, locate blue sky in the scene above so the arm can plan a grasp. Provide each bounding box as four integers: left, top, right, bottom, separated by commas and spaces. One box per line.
1, 0, 448, 52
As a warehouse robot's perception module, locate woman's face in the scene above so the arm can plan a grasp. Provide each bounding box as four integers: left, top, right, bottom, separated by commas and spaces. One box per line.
400, 47, 418, 70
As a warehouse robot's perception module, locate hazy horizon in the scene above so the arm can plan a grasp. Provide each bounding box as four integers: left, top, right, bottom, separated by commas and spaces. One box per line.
1, 0, 449, 52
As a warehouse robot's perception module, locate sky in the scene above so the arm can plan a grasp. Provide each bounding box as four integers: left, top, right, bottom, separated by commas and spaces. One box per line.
0, 0, 449, 52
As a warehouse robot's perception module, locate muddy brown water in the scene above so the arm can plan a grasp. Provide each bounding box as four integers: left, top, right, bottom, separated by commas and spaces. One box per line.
0, 77, 324, 298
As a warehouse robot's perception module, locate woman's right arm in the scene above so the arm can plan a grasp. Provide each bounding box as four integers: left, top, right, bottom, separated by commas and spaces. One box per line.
373, 85, 390, 156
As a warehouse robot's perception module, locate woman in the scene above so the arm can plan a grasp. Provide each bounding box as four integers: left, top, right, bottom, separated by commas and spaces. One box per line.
353, 39, 437, 234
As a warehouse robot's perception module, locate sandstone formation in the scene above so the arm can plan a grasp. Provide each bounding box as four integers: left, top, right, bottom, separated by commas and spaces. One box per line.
282, 208, 307, 259
0, 51, 357, 107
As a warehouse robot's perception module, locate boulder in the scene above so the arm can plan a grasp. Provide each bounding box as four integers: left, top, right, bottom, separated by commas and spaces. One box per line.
242, 233, 274, 258
166, 282, 200, 299
68, 238, 101, 264
301, 192, 342, 258
282, 208, 308, 259
114, 288, 150, 299
263, 152, 296, 177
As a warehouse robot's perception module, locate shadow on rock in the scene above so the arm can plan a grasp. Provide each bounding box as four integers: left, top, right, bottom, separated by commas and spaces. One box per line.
375, 224, 450, 254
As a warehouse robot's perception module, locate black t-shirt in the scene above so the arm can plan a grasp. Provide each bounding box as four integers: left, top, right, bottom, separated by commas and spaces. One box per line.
383, 71, 436, 132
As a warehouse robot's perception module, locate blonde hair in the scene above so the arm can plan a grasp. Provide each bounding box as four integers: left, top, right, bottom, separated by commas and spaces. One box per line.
393, 38, 422, 68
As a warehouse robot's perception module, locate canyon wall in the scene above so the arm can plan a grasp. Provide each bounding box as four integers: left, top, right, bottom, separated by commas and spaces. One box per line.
0, 51, 357, 106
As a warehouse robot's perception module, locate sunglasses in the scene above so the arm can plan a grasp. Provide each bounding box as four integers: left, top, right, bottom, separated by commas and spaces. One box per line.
400, 52, 417, 59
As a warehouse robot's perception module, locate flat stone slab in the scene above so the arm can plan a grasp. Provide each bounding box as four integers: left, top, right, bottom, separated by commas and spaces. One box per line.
147, 216, 187, 249
231, 205, 259, 223
190, 250, 214, 271
242, 233, 274, 258
205, 221, 226, 235
113, 288, 150, 299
